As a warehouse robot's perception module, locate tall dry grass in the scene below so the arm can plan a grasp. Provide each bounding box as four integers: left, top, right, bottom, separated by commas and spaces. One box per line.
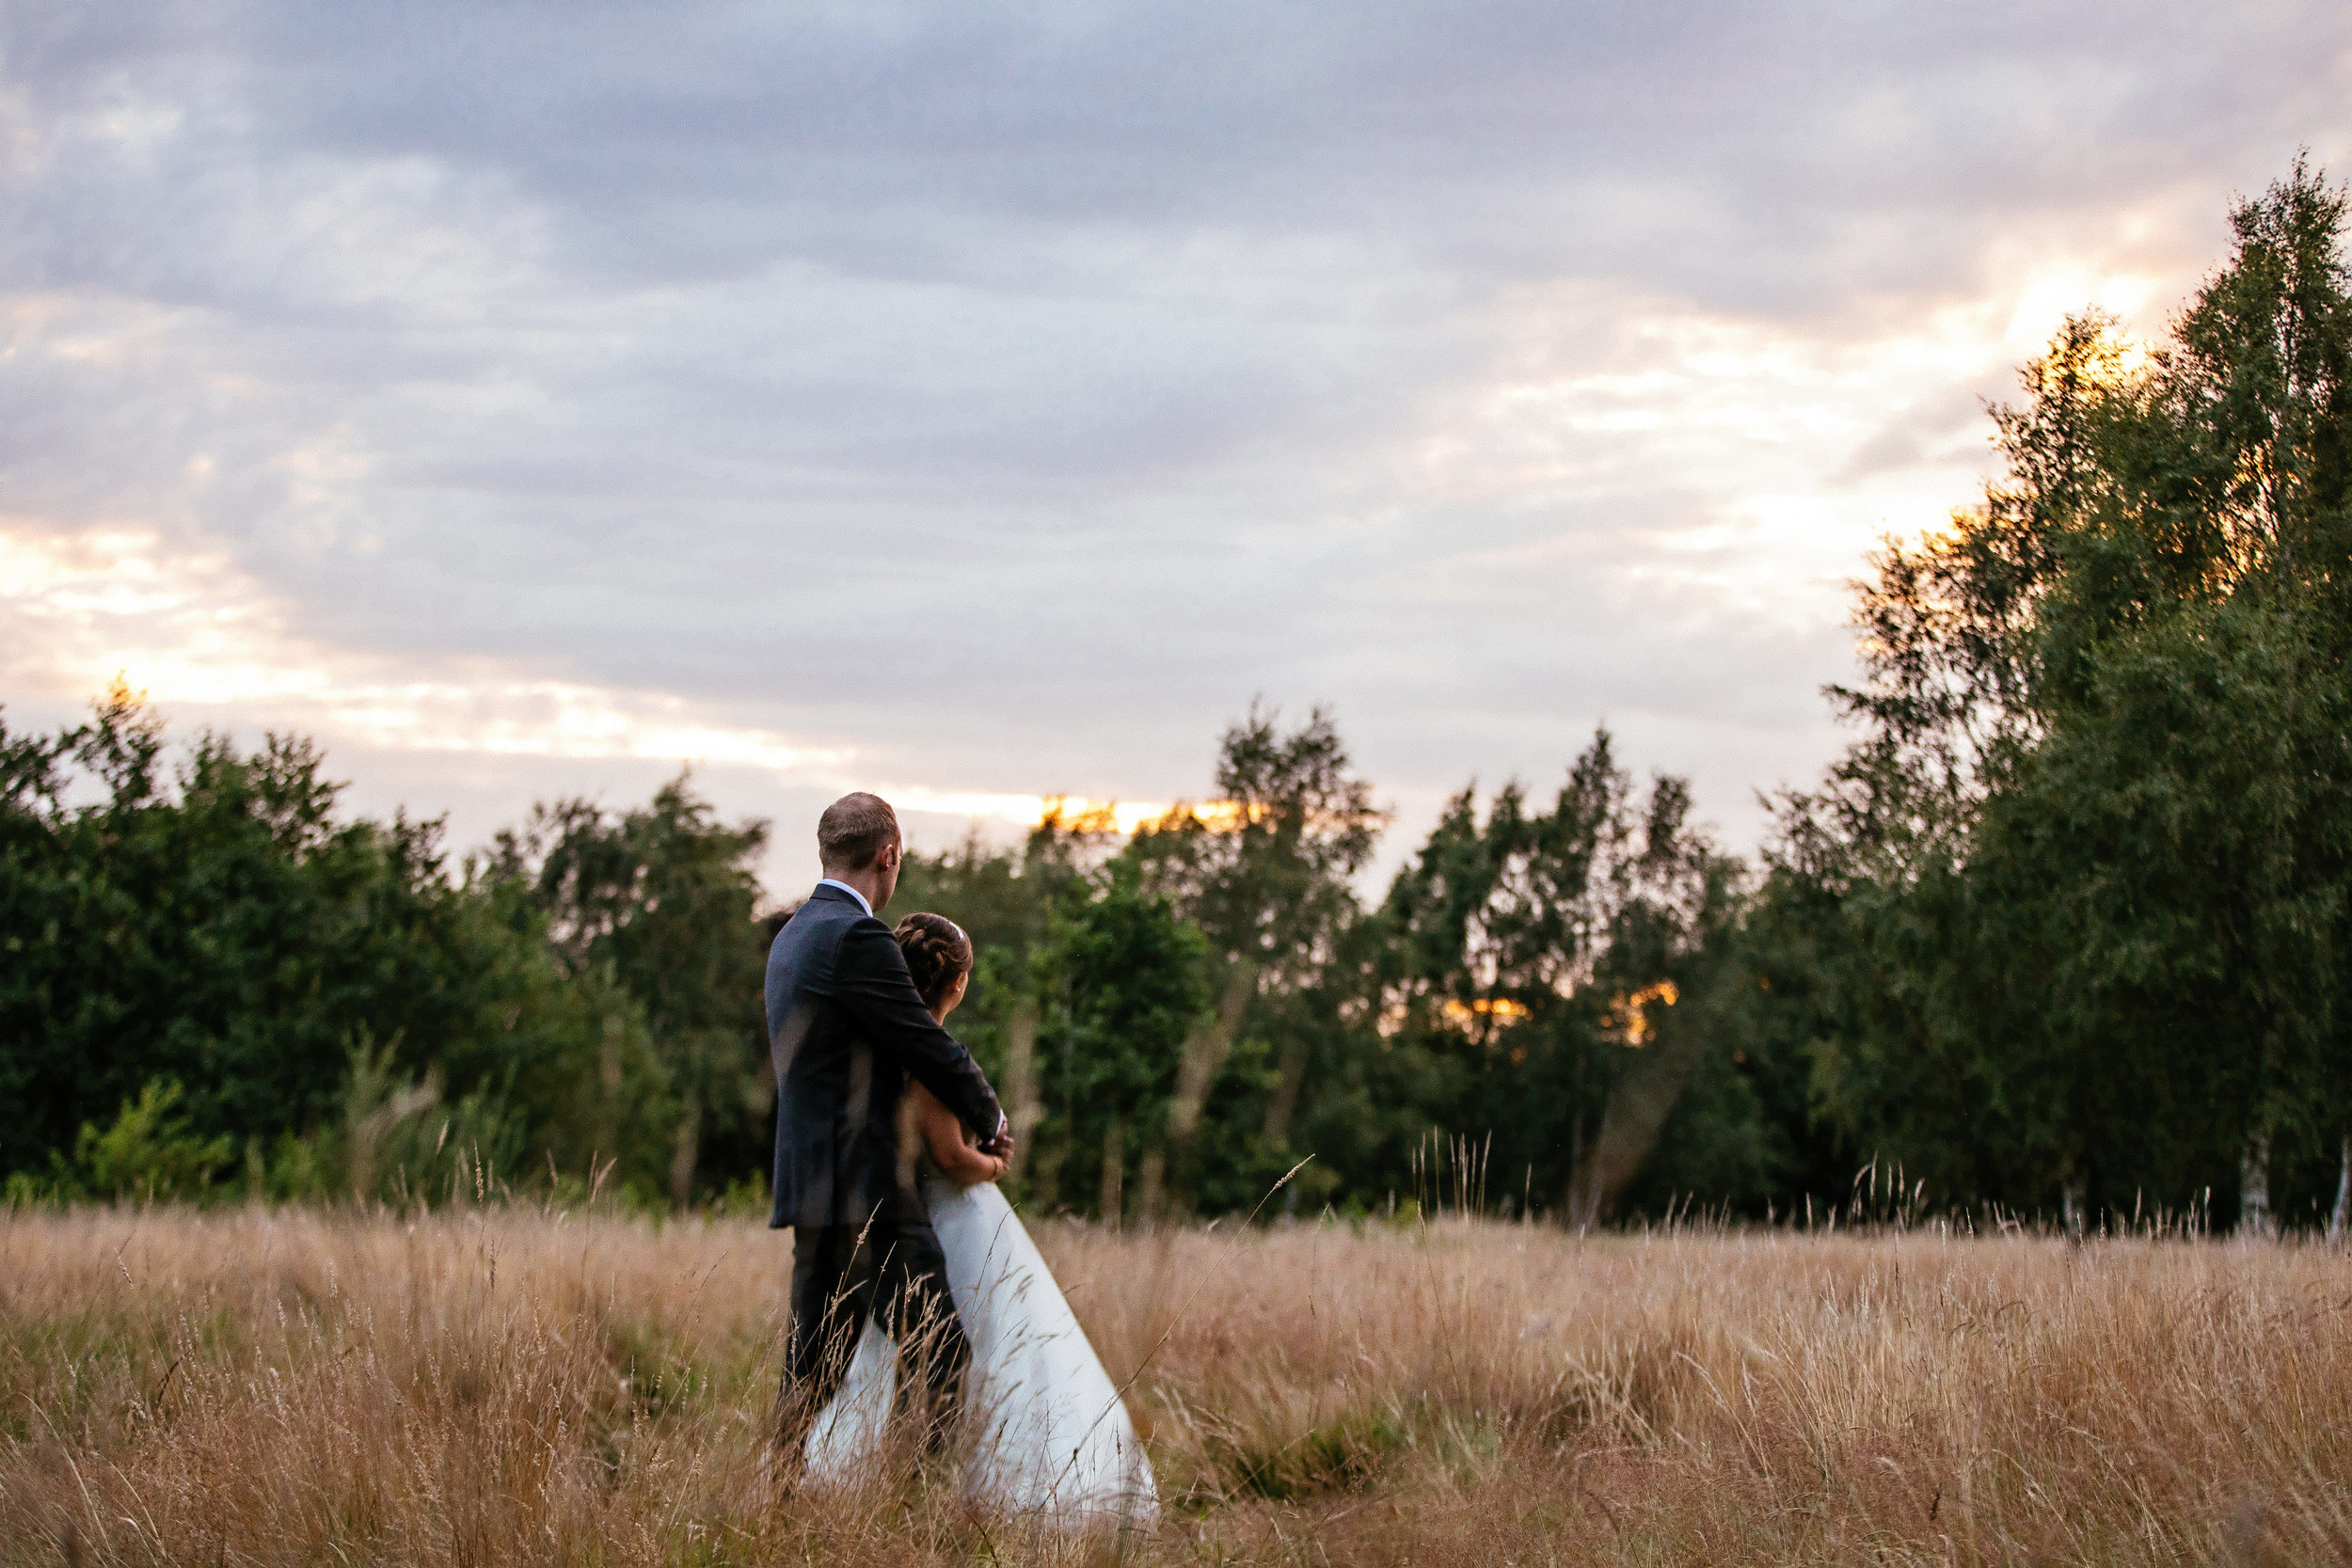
3, 1204, 2348, 1565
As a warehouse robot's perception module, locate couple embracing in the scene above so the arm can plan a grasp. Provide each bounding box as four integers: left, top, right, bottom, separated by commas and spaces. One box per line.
765, 791, 1155, 1521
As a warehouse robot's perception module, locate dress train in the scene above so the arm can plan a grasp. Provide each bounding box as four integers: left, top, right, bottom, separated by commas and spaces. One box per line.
804, 1175, 1157, 1523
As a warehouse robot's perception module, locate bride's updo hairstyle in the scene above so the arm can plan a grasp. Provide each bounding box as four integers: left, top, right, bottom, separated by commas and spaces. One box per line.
895, 912, 973, 1010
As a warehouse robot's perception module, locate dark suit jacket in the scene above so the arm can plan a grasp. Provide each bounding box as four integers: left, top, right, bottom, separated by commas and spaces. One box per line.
763, 883, 1004, 1230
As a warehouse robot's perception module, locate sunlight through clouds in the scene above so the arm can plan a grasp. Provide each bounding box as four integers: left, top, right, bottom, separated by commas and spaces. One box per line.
0, 524, 1142, 841
1, 525, 842, 767
2, 1, 2344, 882
1397, 256, 2180, 634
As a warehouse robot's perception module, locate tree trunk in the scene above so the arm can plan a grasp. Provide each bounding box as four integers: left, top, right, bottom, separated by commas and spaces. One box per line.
2330, 1136, 2351, 1244
1135, 1147, 1166, 1224
1565, 1163, 1600, 1235
2060, 1181, 2083, 1241
2239, 1129, 2274, 1239
2241, 1022, 2279, 1239
1566, 1012, 1708, 1231
1261, 1034, 1308, 1149
1098, 1120, 1124, 1228
1001, 999, 1041, 1182
1165, 960, 1254, 1209
1565, 1111, 1586, 1231
668, 1099, 701, 1209
597, 1013, 625, 1167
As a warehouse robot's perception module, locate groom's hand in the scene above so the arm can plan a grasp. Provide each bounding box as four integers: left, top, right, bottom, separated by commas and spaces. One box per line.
983, 1117, 1016, 1160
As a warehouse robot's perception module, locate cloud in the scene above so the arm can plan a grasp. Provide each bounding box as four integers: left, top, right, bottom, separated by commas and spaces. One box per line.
3, 0, 2348, 886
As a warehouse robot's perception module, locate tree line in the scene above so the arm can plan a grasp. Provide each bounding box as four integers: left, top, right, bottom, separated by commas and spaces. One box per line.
7, 164, 2350, 1231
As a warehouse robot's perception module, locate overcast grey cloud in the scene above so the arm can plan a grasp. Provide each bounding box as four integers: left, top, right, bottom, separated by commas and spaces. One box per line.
4, 2, 2348, 886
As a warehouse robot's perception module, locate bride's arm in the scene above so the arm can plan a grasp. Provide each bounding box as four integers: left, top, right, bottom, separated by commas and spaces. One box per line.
911, 1082, 1008, 1185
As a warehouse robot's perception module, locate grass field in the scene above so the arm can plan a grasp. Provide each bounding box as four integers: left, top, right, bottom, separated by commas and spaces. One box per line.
3, 1205, 2349, 1566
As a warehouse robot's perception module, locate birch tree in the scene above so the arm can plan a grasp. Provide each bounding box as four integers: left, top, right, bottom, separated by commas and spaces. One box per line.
1788, 161, 2352, 1227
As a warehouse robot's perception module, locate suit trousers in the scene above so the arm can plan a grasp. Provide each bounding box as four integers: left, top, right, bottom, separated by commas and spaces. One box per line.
775, 1212, 971, 1464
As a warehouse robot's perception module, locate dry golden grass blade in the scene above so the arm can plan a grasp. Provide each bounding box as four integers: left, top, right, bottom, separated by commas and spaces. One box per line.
4, 1206, 2349, 1565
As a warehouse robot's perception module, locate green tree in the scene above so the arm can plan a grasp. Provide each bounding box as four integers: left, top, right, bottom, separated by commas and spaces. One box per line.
1379, 732, 1746, 1224
0, 689, 603, 1184
1121, 705, 1387, 1212
1782, 160, 2352, 1228
882, 804, 1123, 1196
1971, 601, 2352, 1225
1022, 865, 1210, 1221
490, 776, 771, 1203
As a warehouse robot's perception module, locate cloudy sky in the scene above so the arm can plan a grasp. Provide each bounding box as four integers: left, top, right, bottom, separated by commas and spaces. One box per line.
5, 3, 2348, 891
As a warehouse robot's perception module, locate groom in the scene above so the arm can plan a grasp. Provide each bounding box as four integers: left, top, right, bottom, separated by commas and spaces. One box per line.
765, 791, 1010, 1469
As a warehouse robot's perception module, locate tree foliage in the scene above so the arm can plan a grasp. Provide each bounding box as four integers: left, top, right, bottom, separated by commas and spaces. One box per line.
1776, 160, 2352, 1227
1375, 733, 1748, 1223
1, 693, 763, 1208
490, 782, 771, 1202
11, 165, 2350, 1230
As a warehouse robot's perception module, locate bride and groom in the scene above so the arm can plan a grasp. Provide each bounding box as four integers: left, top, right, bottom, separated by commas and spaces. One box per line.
763, 791, 1155, 1521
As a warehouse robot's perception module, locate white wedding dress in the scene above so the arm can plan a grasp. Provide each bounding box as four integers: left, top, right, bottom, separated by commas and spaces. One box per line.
803, 1172, 1158, 1524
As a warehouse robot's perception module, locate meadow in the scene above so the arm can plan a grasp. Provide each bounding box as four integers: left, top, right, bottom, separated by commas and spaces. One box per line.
3, 1205, 2348, 1567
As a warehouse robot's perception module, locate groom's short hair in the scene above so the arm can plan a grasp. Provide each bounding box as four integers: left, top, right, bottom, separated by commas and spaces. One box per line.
818, 792, 898, 872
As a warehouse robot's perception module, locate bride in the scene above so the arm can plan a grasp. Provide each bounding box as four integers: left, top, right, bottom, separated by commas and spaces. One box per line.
803, 912, 1158, 1525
